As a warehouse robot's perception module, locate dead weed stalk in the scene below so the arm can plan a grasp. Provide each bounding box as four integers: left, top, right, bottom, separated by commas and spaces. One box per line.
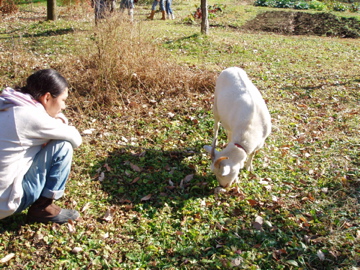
59, 16, 216, 116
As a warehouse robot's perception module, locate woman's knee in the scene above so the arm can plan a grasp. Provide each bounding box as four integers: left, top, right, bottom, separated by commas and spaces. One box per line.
49, 140, 73, 153
45, 141, 74, 164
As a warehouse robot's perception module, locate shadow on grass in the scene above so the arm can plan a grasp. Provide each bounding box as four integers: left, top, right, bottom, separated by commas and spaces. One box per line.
0, 213, 27, 232
1, 28, 75, 39
96, 145, 214, 213
163, 33, 201, 45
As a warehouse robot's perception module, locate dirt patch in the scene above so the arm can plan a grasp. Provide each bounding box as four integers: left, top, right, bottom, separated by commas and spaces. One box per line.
242, 11, 360, 38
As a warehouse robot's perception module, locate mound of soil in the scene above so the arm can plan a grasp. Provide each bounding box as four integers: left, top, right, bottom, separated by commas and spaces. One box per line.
243, 11, 360, 38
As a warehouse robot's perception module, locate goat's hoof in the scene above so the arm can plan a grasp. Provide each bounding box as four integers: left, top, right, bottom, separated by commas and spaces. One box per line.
214, 186, 227, 194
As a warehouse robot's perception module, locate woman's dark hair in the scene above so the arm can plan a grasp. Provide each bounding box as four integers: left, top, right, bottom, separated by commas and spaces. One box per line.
20, 69, 68, 100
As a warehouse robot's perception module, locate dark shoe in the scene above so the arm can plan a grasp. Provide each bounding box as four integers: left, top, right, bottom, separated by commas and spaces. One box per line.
27, 196, 80, 224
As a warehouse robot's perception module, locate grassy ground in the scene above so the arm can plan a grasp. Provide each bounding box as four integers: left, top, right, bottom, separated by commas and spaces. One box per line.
0, 1, 359, 269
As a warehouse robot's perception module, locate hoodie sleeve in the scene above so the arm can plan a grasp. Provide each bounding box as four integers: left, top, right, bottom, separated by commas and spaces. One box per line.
15, 107, 82, 148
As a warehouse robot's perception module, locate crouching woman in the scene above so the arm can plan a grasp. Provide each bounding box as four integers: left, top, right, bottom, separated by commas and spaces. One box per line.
0, 69, 82, 224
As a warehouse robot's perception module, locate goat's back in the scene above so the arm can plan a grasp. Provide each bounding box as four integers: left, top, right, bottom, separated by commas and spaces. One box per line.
214, 67, 271, 151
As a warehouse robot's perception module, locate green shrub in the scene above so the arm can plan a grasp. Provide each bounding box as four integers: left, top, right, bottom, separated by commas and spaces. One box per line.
254, 0, 267, 6
349, 2, 360, 12
294, 1, 309, 9
254, 0, 277, 7
275, 0, 295, 8
309, 0, 327, 10
332, 2, 347, 11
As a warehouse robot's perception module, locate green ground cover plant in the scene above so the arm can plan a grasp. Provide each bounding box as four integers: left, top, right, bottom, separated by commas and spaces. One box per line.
0, 0, 359, 268
254, 0, 360, 13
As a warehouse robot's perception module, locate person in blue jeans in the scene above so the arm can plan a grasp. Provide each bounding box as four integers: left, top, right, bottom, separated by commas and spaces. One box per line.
120, 0, 135, 21
165, 0, 174, 19
147, 0, 166, 20
0, 69, 82, 224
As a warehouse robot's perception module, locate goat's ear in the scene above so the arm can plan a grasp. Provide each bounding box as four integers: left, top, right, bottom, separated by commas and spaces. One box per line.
221, 165, 231, 176
203, 145, 212, 154
214, 156, 229, 168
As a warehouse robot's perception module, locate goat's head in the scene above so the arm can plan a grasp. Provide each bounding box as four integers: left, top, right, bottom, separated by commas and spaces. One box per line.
204, 144, 246, 188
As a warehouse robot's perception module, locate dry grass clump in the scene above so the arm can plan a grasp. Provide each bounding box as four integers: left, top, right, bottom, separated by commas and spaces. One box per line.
59, 16, 216, 114
0, 0, 18, 15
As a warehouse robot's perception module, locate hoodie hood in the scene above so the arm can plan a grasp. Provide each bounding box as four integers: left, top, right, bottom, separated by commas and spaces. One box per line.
0, 87, 42, 111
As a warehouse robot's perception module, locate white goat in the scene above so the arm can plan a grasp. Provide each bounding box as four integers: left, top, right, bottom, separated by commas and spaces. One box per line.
204, 67, 271, 188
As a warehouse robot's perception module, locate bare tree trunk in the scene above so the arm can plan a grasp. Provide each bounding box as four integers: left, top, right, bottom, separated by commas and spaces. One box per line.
200, 0, 209, 35
47, 0, 57, 20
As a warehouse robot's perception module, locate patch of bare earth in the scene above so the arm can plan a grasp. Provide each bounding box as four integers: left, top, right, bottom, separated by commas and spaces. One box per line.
243, 11, 360, 38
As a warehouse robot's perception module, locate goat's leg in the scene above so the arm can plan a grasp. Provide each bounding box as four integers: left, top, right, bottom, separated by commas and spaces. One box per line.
245, 151, 256, 172
210, 119, 220, 160
212, 119, 220, 149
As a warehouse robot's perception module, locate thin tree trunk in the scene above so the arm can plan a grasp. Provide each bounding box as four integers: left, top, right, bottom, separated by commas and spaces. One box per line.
47, 0, 57, 20
200, 0, 209, 35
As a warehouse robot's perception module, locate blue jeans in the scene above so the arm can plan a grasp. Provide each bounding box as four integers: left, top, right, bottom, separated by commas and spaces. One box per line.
166, 0, 172, 14
16, 140, 74, 213
151, 0, 165, 11
95, 0, 107, 20
120, 0, 134, 9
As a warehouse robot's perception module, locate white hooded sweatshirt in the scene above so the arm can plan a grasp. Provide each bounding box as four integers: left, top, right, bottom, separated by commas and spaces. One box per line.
0, 88, 82, 219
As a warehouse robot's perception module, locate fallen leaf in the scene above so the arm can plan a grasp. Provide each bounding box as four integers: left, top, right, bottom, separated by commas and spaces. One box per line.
130, 177, 140, 184
124, 204, 133, 210
214, 187, 227, 194
215, 222, 228, 231
317, 250, 325, 261
286, 260, 299, 267
33, 232, 44, 242
102, 206, 116, 222
0, 253, 15, 263
183, 174, 194, 183
230, 257, 242, 267
82, 128, 95, 135
67, 219, 76, 234
141, 194, 152, 201
98, 172, 105, 182
71, 247, 83, 254
104, 163, 111, 171
248, 199, 258, 207
130, 163, 142, 172
253, 216, 263, 231
120, 199, 132, 203
81, 202, 91, 212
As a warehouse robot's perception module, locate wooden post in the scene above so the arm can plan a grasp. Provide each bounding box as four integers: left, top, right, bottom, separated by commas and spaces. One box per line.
200, 0, 209, 35
47, 0, 57, 20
